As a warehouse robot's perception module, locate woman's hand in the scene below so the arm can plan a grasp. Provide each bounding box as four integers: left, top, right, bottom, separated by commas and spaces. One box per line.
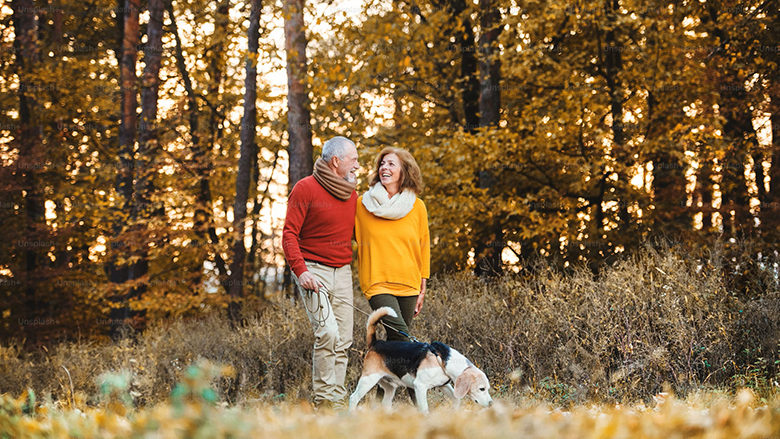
414, 278, 427, 316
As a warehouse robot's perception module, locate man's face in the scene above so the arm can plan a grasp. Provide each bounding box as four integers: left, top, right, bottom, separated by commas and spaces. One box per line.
335, 145, 360, 183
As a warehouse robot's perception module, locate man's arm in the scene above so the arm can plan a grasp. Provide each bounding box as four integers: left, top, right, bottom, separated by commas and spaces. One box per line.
282, 184, 320, 292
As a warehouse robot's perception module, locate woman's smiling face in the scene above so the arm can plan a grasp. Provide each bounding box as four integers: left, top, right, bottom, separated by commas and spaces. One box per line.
378, 153, 402, 188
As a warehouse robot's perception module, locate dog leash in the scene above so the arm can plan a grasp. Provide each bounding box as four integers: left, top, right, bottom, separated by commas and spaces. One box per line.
303, 285, 420, 342
301, 285, 332, 327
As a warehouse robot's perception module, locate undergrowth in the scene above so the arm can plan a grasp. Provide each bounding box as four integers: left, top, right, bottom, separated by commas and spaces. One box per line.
1, 243, 778, 408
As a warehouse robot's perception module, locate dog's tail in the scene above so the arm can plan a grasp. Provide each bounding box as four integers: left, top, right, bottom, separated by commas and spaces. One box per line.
366, 306, 397, 346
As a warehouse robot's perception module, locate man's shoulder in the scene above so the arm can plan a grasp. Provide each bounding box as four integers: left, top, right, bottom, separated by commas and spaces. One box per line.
291, 175, 357, 205
292, 175, 317, 189
289, 175, 319, 197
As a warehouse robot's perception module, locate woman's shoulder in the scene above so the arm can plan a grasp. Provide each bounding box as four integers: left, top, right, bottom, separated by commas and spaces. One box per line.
355, 195, 371, 218
356, 194, 370, 209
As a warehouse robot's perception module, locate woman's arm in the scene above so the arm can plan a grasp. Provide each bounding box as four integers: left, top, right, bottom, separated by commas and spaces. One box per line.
416, 200, 430, 317
414, 278, 427, 316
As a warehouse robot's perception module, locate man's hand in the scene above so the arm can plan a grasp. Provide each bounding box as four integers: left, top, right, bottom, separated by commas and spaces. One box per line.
298, 271, 321, 294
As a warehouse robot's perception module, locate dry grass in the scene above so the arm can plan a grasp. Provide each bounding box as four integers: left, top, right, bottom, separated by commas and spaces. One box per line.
2, 382, 780, 439
1, 305, 318, 406
1, 244, 779, 411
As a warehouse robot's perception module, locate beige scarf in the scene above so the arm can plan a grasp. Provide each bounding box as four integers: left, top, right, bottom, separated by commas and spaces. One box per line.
361, 183, 416, 220
312, 157, 356, 201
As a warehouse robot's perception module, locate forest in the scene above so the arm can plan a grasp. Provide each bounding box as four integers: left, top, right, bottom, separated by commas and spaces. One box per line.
0, 0, 778, 348
3, 3, 780, 438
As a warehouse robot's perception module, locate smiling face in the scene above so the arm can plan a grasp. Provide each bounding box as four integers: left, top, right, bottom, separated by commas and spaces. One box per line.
368, 147, 423, 196
335, 143, 360, 183
378, 152, 402, 192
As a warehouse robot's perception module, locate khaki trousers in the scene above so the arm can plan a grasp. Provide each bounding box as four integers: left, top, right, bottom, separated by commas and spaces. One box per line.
295, 261, 354, 405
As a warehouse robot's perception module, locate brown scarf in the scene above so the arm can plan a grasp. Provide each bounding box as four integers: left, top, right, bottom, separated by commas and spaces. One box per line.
312, 157, 356, 201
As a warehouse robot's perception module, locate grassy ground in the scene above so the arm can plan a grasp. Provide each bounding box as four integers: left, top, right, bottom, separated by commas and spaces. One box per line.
1, 243, 780, 437
2, 382, 779, 439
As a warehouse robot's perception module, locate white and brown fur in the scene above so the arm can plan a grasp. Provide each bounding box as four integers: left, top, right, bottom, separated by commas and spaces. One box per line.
349, 307, 493, 413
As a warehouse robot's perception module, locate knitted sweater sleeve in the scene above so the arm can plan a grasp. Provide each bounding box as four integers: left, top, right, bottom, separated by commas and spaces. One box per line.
420, 200, 431, 279
282, 183, 309, 278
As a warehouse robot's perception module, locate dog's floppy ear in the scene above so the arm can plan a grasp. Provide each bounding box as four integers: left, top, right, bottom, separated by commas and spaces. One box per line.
454, 369, 475, 399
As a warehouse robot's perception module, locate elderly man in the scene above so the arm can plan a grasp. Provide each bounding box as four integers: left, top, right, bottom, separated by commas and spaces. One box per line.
282, 136, 359, 410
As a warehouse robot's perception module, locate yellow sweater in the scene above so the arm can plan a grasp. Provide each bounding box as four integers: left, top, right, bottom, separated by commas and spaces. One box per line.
355, 196, 430, 299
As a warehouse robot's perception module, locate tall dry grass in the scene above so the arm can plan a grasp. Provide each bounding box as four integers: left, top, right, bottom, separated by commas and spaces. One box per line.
1, 243, 778, 408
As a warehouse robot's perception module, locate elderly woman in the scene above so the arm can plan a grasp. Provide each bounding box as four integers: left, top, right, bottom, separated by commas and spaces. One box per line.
355, 147, 430, 342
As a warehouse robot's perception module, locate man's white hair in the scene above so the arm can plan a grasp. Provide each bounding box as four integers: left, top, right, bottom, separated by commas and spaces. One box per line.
322, 136, 356, 162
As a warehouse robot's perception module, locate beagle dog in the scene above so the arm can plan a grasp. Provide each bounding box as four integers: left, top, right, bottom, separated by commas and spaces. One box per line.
349, 307, 493, 413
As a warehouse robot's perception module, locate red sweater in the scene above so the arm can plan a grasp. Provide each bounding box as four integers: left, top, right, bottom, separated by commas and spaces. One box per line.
282, 176, 357, 277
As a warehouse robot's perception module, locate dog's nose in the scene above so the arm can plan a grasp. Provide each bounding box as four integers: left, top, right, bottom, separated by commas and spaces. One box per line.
488, 399, 494, 407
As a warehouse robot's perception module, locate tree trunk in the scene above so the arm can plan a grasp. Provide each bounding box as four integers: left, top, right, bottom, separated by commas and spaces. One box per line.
284, 0, 313, 191
248, 150, 279, 298
206, 0, 231, 282
12, 0, 46, 344
719, 84, 755, 237
227, 0, 262, 321
137, 0, 165, 208
602, 0, 637, 248
474, 0, 502, 277
167, 1, 229, 282
207, 0, 230, 147
695, 155, 715, 232
705, 6, 754, 238
478, 0, 501, 128
647, 90, 690, 237
447, 0, 480, 133
763, 84, 780, 237
116, 0, 165, 329
283, 0, 312, 293
109, 0, 140, 337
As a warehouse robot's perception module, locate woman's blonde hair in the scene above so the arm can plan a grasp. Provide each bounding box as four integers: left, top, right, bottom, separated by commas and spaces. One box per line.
369, 147, 424, 196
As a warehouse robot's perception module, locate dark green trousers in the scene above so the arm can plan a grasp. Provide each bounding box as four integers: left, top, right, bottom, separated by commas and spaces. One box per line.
368, 294, 418, 342
368, 293, 419, 405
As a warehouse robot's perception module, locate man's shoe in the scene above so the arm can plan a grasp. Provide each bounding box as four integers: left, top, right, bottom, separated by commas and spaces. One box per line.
313, 399, 334, 412
314, 399, 347, 413
332, 398, 348, 411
